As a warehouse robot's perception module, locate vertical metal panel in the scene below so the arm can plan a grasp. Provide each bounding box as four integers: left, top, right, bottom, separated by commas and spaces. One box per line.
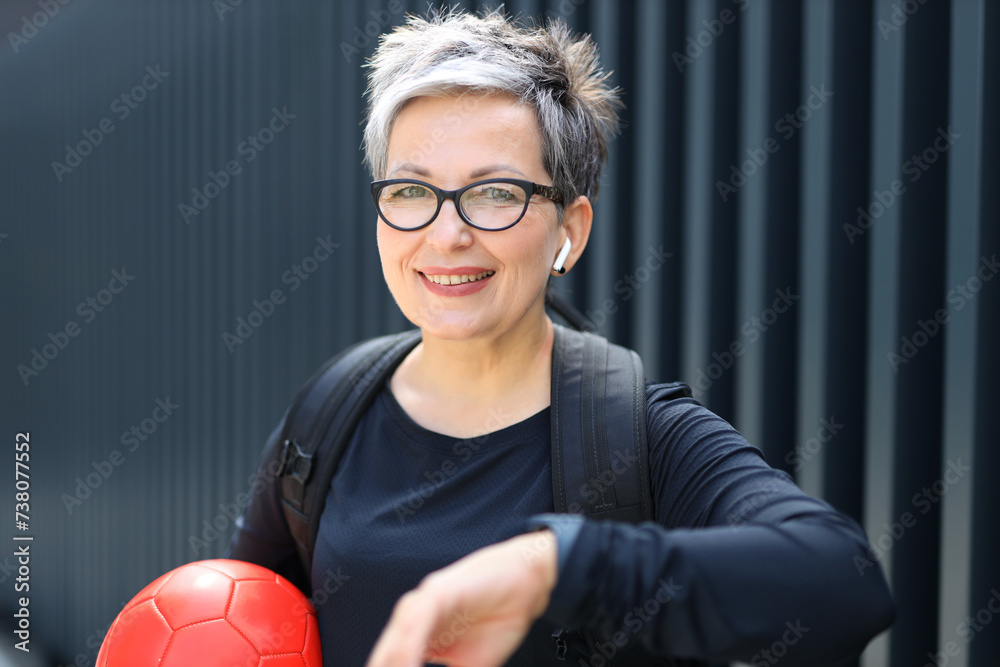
797, 0, 834, 502
1, 1, 997, 665
680, 0, 722, 404
965, 4, 1000, 666
583, 0, 627, 344
631, 0, 670, 377
939, 4, 985, 663
734, 0, 802, 468
867, 1, 951, 664
861, 0, 906, 662
797, 0, 872, 525
680, 0, 742, 424
631, 0, 686, 381
735, 0, 773, 451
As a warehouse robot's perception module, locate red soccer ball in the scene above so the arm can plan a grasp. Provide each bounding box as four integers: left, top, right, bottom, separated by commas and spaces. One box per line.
97, 559, 322, 666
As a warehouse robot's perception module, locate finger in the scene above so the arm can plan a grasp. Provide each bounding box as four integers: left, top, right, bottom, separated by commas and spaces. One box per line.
366, 591, 441, 667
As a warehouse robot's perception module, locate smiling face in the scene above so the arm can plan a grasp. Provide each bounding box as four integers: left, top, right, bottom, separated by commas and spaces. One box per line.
376, 94, 568, 342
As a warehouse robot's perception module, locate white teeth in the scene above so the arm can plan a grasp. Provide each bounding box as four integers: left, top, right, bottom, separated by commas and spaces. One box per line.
424, 270, 495, 285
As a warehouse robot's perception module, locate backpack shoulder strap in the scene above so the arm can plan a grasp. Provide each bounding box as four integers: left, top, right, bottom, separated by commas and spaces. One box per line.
551, 324, 655, 524
277, 329, 421, 578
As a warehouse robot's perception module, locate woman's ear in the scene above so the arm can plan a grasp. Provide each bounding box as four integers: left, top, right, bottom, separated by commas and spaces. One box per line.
553, 195, 593, 275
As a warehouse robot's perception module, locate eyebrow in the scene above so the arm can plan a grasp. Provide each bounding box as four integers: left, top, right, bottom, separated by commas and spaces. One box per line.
387, 163, 430, 177
469, 164, 528, 179
386, 163, 529, 179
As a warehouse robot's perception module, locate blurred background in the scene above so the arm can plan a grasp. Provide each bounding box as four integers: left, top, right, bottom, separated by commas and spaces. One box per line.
0, 0, 997, 665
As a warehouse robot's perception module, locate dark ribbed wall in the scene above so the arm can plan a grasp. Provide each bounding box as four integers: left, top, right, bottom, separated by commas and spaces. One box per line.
0, 1, 996, 665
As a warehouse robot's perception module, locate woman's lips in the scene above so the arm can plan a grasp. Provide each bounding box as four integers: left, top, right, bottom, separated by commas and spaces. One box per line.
418, 267, 495, 296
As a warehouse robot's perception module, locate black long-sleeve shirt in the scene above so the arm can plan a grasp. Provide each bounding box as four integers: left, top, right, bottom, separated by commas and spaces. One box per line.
227, 381, 894, 666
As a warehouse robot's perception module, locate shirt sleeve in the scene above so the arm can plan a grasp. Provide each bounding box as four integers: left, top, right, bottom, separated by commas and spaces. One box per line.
225, 418, 311, 593
530, 384, 894, 666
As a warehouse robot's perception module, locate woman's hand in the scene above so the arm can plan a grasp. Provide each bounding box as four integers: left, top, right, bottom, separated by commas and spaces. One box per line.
365, 530, 558, 667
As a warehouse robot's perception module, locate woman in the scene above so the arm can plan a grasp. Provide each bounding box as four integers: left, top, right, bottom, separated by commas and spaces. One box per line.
230, 9, 894, 666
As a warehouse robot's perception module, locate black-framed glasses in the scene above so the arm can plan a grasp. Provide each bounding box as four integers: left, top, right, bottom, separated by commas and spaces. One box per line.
370, 178, 563, 231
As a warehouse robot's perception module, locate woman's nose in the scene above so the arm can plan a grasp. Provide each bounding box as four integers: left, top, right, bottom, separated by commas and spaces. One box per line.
425, 199, 473, 250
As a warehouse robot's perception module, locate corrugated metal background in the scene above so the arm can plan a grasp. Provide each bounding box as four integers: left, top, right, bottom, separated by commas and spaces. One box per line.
0, 1, 996, 665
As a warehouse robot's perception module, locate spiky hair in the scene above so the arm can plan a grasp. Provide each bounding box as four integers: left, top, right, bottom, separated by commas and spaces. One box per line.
362, 7, 622, 206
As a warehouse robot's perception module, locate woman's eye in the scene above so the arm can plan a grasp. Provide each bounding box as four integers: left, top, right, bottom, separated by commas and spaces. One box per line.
391, 185, 430, 199
481, 187, 515, 201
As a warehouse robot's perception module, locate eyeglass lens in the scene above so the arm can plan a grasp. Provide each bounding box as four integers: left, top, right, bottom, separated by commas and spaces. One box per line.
376, 181, 529, 230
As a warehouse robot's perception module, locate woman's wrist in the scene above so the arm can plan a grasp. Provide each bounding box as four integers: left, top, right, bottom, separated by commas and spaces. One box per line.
523, 514, 586, 573
491, 530, 558, 618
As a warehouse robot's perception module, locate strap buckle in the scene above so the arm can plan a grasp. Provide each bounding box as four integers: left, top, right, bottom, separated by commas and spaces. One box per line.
279, 439, 314, 485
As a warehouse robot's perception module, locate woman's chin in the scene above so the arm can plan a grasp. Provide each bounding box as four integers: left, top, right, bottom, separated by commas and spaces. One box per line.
414, 319, 491, 342
405, 307, 505, 342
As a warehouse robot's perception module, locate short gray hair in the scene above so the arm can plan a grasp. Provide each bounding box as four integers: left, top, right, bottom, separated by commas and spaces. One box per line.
362, 7, 622, 206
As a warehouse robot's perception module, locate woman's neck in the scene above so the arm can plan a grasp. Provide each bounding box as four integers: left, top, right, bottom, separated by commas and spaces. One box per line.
389, 314, 555, 438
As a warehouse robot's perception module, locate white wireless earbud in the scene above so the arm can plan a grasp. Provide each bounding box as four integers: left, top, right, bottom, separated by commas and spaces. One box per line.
552, 238, 572, 275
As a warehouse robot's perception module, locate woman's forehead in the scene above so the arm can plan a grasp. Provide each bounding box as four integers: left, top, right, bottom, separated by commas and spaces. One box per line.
386, 94, 545, 178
